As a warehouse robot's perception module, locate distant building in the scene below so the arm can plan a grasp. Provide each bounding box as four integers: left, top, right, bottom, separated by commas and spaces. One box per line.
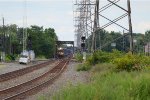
145, 42, 150, 53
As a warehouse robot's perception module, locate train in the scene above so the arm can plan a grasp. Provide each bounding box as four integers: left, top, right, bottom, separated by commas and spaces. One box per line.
56, 47, 73, 58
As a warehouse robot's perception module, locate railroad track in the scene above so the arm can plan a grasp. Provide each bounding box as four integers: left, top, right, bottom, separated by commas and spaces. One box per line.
0, 60, 55, 82
0, 57, 71, 100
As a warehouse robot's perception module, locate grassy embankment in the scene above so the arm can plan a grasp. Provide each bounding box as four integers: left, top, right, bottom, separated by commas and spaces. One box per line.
52, 50, 150, 100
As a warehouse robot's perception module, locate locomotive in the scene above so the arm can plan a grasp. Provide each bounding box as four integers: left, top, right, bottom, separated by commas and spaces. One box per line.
56, 47, 73, 58
57, 47, 64, 58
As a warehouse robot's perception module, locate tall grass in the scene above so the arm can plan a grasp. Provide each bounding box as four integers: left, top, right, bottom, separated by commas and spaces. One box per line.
51, 51, 150, 100
53, 63, 150, 100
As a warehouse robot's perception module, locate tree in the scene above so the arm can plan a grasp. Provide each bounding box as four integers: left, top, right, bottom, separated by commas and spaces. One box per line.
27, 25, 57, 58
0, 24, 58, 59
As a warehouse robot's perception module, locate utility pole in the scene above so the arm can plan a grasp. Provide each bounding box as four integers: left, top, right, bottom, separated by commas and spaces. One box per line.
2, 17, 5, 62
8, 27, 11, 54
91, 0, 99, 52
127, 0, 133, 54
148, 43, 150, 56
123, 30, 125, 52
98, 31, 101, 50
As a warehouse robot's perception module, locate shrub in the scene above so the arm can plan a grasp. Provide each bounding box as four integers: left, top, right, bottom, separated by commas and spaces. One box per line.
36, 55, 46, 60
77, 63, 91, 71
86, 50, 124, 66
139, 56, 150, 66
86, 51, 112, 65
5, 54, 16, 62
86, 55, 95, 65
112, 53, 146, 71
91, 63, 115, 73
5, 56, 11, 62
74, 52, 83, 62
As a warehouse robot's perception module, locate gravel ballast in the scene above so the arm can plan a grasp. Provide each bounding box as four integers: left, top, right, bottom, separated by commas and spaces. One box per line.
27, 61, 90, 100
0, 61, 59, 90
0, 61, 46, 75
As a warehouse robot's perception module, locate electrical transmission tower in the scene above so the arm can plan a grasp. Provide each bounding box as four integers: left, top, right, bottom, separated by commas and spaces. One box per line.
74, 0, 96, 52
74, 0, 133, 53
23, 0, 28, 51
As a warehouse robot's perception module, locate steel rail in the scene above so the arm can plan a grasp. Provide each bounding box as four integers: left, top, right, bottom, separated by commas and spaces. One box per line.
0, 60, 55, 82
0, 57, 71, 100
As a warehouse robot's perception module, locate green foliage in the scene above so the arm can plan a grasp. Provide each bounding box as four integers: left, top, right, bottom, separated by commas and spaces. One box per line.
28, 26, 57, 58
113, 53, 150, 71
91, 63, 115, 73
36, 55, 47, 60
5, 55, 11, 62
86, 50, 124, 65
76, 50, 150, 72
5, 54, 16, 62
74, 52, 83, 62
53, 64, 150, 100
86, 51, 110, 65
0, 24, 57, 59
132, 76, 150, 100
77, 63, 91, 71
87, 29, 148, 52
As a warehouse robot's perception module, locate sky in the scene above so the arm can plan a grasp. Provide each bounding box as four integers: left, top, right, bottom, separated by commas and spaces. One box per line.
0, 0, 150, 41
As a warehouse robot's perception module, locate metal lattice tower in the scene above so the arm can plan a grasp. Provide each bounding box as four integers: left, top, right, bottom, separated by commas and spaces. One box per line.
74, 0, 96, 51
74, 0, 133, 53
23, 0, 28, 51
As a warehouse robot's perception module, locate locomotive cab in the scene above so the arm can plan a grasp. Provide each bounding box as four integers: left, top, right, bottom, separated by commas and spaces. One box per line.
57, 47, 64, 58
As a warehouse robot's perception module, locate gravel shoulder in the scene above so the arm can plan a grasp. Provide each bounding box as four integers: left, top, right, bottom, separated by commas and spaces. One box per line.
27, 61, 90, 100
0, 61, 59, 90
0, 61, 46, 75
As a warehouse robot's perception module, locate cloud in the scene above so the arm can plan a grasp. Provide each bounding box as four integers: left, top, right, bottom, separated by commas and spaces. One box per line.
56, 26, 74, 41
134, 22, 150, 33
0, 0, 72, 2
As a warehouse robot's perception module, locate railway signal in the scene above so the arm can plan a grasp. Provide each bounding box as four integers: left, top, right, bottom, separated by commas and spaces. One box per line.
81, 36, 86, 61
81, 36, 86, 48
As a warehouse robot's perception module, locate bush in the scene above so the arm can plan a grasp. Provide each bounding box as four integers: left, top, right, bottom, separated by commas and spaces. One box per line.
139, 55, 150, 66
36, 55, 46, 60
74, 52, 83, 62
86, 51, 110, 65
86, 50, 124, 65
77, 63, 91, 71
112, 53, 150, 71
5, 54, 16, 62
91, 63, 115, 73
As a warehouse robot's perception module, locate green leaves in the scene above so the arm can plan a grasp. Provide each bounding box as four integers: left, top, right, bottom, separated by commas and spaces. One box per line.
28, 25, 57, 58
112, 53, 150, 71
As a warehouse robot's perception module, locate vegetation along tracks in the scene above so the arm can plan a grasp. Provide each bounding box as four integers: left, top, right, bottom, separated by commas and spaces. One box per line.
0, 57, 71, 100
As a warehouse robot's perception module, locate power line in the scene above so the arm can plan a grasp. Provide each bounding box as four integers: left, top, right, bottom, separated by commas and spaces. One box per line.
73, 0, 133, 53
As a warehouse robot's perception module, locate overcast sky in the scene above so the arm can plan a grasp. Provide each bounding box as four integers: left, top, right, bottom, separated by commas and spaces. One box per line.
0, 0, 150, 41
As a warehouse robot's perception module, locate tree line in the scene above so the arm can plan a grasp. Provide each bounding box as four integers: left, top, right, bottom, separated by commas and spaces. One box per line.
86, 29, 150, 53
0, 24, 57, 59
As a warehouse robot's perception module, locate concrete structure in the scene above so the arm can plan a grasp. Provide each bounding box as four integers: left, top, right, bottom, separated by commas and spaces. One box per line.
145, 42, 150, 53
